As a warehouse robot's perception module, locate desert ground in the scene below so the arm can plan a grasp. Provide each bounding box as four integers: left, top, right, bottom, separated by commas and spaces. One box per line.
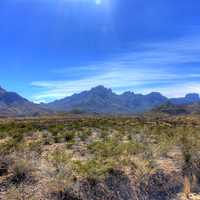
0, 115, 200, 200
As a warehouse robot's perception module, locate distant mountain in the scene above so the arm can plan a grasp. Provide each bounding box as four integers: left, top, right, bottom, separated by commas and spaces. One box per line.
1, 85, 199, 116
45, 86, 200, 114
170, 93, 200, 105
119, 91, 168, 113
153, 101, 200, 115
46, 86, 126, 114
0, 86, 50, 117
45, 85, 200, 114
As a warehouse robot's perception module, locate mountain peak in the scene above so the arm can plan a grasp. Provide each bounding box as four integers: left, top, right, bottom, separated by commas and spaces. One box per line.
148, 92, 163, 97
91, 85, 113, 94
91, 85, 109, 90
185, 93, 199, 101
122, 91, 135, 96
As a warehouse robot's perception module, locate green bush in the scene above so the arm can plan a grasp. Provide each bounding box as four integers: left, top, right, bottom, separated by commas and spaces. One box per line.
73, 158, 114, 181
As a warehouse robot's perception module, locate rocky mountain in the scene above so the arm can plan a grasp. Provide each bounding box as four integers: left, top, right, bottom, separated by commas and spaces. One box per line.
46, 86, 125, 114
1, 85, 199, 116
45, 85, 200, 114
170, 93, 200, 105
0, 86, 50, 117
153, 101, 200, 116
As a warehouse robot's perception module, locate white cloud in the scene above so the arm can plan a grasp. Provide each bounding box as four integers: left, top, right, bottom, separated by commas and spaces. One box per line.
31, 33, 200, 103
136, 83, 200, 98
31, 67, 200, 102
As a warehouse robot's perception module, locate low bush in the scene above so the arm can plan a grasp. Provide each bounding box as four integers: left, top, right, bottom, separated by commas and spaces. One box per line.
10, 157, 35, 185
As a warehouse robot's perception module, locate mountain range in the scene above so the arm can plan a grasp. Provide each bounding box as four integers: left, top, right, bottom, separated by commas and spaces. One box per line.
43, 85, 200, 114
0, 86, 50, 117
0, 85, 200, 116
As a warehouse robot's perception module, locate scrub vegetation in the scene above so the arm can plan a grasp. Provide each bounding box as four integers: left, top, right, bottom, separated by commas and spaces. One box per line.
0, 115, 200, 199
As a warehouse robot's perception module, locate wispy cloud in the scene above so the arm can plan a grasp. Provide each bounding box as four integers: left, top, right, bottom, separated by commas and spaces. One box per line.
140, 82, 200, 98
31, 32, 200, 103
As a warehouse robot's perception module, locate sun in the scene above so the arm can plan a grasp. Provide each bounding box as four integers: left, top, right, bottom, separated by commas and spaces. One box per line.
95, 0, 102, 5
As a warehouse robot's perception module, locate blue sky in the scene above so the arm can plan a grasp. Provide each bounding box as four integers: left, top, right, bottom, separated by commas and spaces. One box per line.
1, 0, 200, 102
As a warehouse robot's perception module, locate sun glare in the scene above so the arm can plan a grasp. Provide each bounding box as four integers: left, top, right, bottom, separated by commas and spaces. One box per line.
95, 0, 102, 5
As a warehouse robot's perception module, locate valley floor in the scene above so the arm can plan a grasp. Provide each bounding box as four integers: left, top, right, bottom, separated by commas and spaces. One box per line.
0, 115, 200, 200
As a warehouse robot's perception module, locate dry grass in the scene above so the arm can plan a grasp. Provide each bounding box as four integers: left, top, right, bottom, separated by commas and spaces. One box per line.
0, 115, 199, 199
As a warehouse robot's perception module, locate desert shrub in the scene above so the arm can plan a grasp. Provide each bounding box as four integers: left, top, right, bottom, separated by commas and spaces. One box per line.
0, 122, 35, 139
88, 138, 144, 160
11, 132, 24, 143
118, 141, 145, 156
152, 134, 178, 157
0, 137, 23, 155
65, 140, 76, 149
10, 158, 35, 185
63, 130, 76, 142
88, 139, 121, 158
42, 131, 54, 145
0, 131, 7, 139
53, 133, 66, 143
100, 129, 109, 139
25, 139, 43, 154
51, 129, 75, 144
73, 158, 115, 181
46, 148, 75, 198
1, 130, 36, 154
68, 122, 81, 130
48, 124, 65, 135
77, 129, 92, 141
86, 138, 146, 180
47, 148, 72, 169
